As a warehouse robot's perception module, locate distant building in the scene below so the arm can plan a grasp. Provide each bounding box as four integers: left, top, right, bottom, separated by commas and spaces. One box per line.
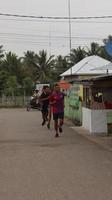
60, 55, 112, 82
61, 55, 112, 127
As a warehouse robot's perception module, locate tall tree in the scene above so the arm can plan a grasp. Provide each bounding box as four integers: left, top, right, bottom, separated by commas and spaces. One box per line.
86, 42, 100, 56
22, 77, 33, 96
0, 45, 4, 68
33, 50, 55, 83
68, 47, 86, 67
4, 75, 17, 98
0, 45, 4, 60
89, 35, 112, 61
0, 70, 9, 95
23, 51, 37, 79
100, 35, 112, 61
2, 52, 22, 84
103, 35, 112, 45
52, 55, 69, 80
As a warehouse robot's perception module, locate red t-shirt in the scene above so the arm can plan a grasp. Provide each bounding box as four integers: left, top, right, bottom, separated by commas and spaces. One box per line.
49, 91, 65, 114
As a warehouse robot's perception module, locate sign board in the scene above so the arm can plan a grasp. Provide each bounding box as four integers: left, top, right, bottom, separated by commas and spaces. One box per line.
68, 84, 81, 108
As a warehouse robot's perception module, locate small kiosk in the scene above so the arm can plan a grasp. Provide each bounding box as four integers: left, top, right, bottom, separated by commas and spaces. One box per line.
82, 74, 112, 134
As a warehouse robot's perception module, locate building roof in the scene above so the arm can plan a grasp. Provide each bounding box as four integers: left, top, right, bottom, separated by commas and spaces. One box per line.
90, 73, 112, 81
78, 73, 112, 86
91, 61, 112, 71
60, 55, 112, 77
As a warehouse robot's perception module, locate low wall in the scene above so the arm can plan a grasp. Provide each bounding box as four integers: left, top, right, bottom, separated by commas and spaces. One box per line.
82, 107, 112, 134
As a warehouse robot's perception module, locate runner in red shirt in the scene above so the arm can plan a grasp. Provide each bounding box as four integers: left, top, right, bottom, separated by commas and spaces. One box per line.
50, 84, 65, 137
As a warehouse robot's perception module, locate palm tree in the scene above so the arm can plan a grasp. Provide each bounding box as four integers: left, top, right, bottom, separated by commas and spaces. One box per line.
23, 50, 55, 83
52, 55, 69, 80
100, 35, 112, 61
0, 70, 9, 95
86, 42, 100, 56
0, 45, 4, 59
103, 35, 112, 45
0, 45, 4, 68
2, 52, 22, 84
23, 51, 37, 79
33, 50, 55, 83
23, 51, 37, 66
68, 47, 86, 67
4, 75, 17, 98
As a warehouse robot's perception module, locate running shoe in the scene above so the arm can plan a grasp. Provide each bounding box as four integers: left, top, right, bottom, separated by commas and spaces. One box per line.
47, 123, 50, 129
42, 120, 46, 126
55, 133, 59, 138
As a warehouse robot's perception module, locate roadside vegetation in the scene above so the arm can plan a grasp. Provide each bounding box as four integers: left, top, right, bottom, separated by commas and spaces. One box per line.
0, 35, 111, 102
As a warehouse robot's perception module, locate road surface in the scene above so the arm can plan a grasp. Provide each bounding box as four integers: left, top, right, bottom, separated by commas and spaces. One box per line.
0, 109, 112, 200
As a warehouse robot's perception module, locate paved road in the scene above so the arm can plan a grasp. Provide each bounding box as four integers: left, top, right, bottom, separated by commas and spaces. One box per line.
0, 109, 112, 200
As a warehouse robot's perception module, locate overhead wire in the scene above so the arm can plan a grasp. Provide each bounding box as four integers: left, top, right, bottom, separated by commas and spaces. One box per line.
0, 18, 112, 24
0, 32, 103, 40
0, 12, 110, 52
0, 13, 110, 43
0, 12, 112, 20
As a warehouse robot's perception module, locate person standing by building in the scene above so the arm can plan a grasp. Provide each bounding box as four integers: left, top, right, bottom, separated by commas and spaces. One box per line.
50, 84, 65, 137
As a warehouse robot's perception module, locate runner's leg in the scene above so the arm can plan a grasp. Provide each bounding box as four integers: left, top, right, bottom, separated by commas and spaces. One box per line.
54, 119, 59, 137
41, 111, 46, 125
59, 112, 64, 133
53, 113, 59, 137
47, 107, 52, 129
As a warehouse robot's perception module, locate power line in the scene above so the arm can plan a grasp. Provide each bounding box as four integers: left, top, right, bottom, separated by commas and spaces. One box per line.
0, 32, 103, 41
0, 12, 112, 20
0, 18, 112, 24
0, 38, 88, 48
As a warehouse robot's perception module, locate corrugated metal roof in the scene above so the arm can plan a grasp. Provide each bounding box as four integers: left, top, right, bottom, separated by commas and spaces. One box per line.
77, 74, 112, 85
60, 55, 112, 77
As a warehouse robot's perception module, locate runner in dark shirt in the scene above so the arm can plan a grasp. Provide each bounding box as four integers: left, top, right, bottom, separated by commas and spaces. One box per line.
39, 86, 50, 126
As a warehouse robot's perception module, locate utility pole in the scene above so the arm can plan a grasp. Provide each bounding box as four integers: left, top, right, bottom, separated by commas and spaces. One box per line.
49, 30, 51, 57
68, 0, 72, 52
68, 0, 72, 80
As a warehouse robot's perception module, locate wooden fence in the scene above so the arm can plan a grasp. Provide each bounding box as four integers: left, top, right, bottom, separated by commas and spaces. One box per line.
0, 96, 30, 108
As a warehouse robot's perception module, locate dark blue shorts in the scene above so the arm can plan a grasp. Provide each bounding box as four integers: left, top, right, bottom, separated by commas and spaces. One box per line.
53, 112, 64, 121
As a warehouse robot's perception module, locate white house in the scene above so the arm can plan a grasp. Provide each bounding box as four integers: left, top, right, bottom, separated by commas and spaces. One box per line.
61, 55, 112, 134
60, 55, 112, 81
